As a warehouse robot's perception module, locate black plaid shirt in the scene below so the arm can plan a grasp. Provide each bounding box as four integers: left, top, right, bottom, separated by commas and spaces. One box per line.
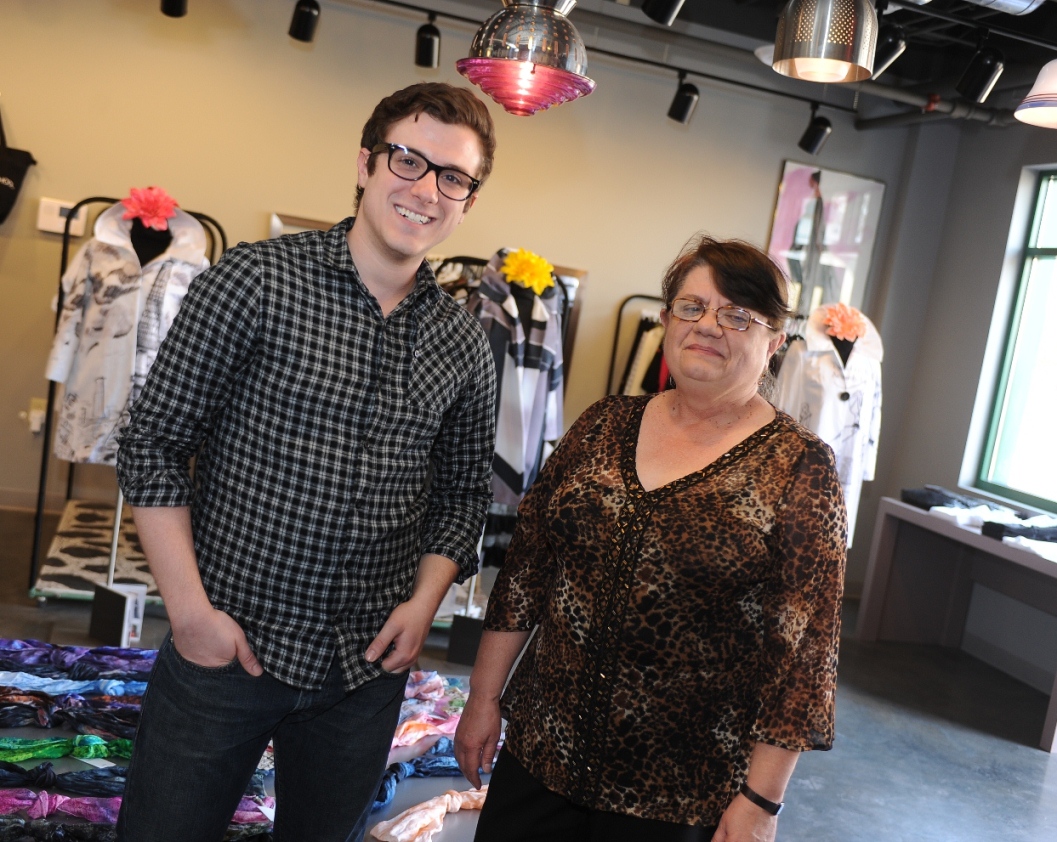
117, 218, 496, 690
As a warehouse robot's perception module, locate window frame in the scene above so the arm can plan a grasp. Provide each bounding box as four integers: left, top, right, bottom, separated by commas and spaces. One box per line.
975, 170, 1057, 513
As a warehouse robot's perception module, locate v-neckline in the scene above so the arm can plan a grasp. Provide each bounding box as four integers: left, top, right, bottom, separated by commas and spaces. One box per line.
622, 394, 781, 495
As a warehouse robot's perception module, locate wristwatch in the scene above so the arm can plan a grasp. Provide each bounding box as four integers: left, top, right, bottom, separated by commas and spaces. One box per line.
740, 782, 784, 816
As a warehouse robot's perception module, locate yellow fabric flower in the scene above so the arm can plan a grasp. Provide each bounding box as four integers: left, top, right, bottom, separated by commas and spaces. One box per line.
501, 248, 554, 296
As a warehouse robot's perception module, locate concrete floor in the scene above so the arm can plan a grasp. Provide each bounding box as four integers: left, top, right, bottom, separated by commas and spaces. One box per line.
4, 506, 1057, 840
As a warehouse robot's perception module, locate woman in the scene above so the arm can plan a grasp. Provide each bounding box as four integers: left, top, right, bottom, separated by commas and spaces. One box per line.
454, 235, 847, 842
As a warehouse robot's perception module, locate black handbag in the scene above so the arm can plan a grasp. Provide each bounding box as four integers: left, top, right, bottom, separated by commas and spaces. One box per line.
0, 107, 36, 225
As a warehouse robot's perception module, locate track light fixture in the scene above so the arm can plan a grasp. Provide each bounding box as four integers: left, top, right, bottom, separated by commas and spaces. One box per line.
289, 0, 321, 43
798, 103, 832, 155
871, 24, 906, 79
956, 39, 1004, 104
641, 0, 688, 27
416, 14, 441, 69
667, 73, 699, 124
161, 0, 187, 17
773, 0, 877, 84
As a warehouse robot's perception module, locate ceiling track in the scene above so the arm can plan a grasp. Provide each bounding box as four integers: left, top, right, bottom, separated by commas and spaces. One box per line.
334, 0, 1022, 129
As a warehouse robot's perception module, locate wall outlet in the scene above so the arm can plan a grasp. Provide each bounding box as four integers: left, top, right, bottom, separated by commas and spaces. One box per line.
37, 198, 87, 236
28, 397, 47, 434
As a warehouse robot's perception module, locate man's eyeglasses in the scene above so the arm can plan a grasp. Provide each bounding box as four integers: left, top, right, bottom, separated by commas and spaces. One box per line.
670, 299, 777, 332
370, 143, 480, 202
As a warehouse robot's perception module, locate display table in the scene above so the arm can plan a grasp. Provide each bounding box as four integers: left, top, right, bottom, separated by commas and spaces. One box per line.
856, 496, 1057, 752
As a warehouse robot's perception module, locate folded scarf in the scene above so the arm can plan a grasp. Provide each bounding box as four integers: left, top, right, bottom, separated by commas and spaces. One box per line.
0, 736, 133, 764
0, 641, 155, 682
0, 761, 267, 801
0, 687, 139, 739
370, 787, 487, 842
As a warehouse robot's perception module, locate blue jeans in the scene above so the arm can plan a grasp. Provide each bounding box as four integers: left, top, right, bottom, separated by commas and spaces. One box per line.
117, 634, 407, 842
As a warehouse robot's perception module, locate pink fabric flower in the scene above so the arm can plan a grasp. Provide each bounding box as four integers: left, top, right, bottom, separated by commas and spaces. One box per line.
820, 303, 867, 342
121, 186, 179, 231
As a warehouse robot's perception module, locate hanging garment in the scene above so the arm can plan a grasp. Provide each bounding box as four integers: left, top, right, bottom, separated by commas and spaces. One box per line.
45, 204, 209, 464
772, 306, 883, 543
621, 321, 665, 396
618, 316, 658, 393
467, 250, 564, 507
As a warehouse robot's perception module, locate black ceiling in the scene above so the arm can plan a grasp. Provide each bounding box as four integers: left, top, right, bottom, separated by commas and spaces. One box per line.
630, 0, 1057, 104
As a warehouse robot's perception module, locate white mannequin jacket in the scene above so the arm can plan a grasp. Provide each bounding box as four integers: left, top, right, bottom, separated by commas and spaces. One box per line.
45, 205, 209, 464
773, 306, 882, 543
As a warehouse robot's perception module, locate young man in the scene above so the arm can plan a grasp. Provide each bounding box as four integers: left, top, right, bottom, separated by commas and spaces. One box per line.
115, 83, 498, 842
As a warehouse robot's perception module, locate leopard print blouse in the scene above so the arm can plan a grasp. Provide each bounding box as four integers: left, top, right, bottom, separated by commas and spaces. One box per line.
483, 393, 847, 827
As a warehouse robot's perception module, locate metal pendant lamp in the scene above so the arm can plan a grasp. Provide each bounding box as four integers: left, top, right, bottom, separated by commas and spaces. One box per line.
456, 0, 596, 117
1016, 59, 1057, 128
773, 0, 877, 84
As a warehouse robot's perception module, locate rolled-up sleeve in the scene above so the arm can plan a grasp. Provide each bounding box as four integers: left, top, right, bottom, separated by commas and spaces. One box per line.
752, 440, 847, 751
116, 246, 261, 507
419, 325, 497, 583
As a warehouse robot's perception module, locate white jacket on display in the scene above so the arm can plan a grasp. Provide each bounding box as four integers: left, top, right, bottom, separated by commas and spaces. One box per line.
45, 205, 209, 464
773, 306, 883, 544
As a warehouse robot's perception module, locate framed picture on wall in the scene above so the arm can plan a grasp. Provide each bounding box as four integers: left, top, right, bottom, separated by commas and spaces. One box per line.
766, 161, 885, 317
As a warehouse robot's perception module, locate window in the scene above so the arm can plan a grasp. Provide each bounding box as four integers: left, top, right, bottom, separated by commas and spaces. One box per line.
977, 171, 1057, 511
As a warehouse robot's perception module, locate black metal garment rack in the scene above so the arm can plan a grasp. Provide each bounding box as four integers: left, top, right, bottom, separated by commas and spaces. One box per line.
28, 197, 227, 593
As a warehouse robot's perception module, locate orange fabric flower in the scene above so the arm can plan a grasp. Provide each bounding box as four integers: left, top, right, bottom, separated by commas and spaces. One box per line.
820, 303, 867, 342
121, 186, 179, 231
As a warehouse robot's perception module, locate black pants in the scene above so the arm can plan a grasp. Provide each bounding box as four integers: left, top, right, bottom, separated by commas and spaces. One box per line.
474, 748, 718, 842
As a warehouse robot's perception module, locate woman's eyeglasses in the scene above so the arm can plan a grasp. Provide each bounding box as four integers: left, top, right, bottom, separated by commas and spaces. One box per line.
670, 299, 777, 332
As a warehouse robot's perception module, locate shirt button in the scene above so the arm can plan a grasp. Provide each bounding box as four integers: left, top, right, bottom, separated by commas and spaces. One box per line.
839, 391, 850, 401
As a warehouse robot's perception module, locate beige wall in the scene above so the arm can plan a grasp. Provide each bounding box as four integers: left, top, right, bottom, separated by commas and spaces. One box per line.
2, 1, 921, 589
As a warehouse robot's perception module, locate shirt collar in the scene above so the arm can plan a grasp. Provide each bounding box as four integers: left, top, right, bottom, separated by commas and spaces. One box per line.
327, 216, 441, 309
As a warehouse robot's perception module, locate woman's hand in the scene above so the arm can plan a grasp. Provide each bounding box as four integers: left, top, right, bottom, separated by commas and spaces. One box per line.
454, 692, 503, 789
711, 793, 778, 842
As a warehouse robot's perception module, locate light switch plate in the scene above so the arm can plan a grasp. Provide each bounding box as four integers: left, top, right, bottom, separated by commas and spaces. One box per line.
37, 197, 87, 236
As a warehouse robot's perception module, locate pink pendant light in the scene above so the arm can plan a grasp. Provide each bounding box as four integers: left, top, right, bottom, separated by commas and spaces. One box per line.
457, 0, 595, 117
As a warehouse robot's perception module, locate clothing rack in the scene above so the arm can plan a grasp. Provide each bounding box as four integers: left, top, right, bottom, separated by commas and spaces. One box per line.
29, 197, 226, 595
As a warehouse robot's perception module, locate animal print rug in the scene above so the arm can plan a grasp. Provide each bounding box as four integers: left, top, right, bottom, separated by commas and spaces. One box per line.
31, 500, 159, 601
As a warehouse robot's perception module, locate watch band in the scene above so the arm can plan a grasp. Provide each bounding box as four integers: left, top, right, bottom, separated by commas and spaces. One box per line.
739, 782, 784, 816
